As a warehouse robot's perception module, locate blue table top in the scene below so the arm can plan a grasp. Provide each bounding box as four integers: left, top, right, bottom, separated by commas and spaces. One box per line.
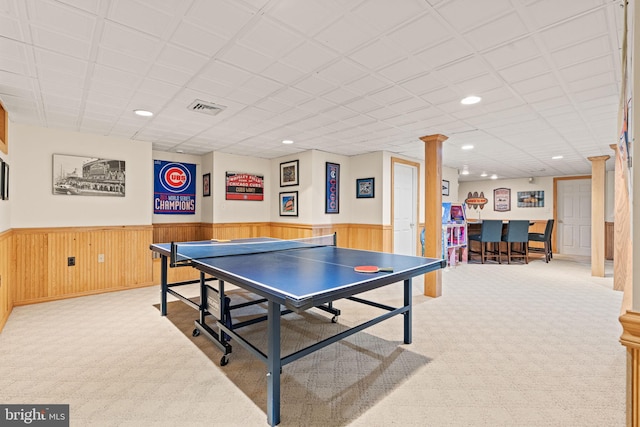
151, 239, 444, 310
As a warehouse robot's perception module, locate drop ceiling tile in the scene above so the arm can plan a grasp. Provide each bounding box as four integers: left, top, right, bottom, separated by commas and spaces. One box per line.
568, 71, 617, 93
322, 87, 360, 104
185, 0, 255, 39
241, 75, 284, 99
269, 87, 312, 106
571, 84, 618, 103
293, 75, 335, 96
499, 57, 550, 83
434, 56, 490, 83
420, 86, 460, 105
28, 0, 96, 39
260, 61, 306, 85
344, 97, 382, 113
377, 57, 430, 83
400, 72, 446, 95
238, 17, 303, 58
521, 86, 565, 103
316, 59, 366, 85
281, 41, 337, 73
351, 0, 426, 34
559, 56, 614, 82
97, 47, 152, 75
550, 35, 612, 69
314, 14, 374, 53
267, 0, 341, 35
345, 75, 389, 96
156, 44, 209, 73
30, 26, 92, 59
468, 13, 528, 51
386, 13, 449, 54
200, 60, 252, 87
523, 0, 603, 29
368, 86, 411, 105
539, 10, 608, 51
511, 73, 558, 95
0, 9, 22, 40
349, 39, 405, 70
170, 21, 228, 57
147, 63, 193, 86
482, 37, 541, 70
436, 0, 513, 33
389, 96, 430, 114
101, 21, 161, 62
456, 73, 503, 94
219, 43, 273, 73
414, 38, 473, 70
108, 0, 174, 38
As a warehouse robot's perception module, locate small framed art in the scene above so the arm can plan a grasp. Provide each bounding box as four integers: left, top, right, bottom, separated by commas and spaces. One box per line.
356, 178, 374, 198
203, 173, 211, 197
279, 191, 298, 216
280, 160, 299, 187
442, 180, 450, 196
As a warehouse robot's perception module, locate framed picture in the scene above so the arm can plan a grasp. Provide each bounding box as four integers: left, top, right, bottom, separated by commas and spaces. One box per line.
442, 180, 450, 196
356, 177, 375, 198
493, 188, 510, 212
325, 162, 339, 214
279, 191, 298, 216
225, 172, 264, 201
0, 158, 4, 200
280, 160, 299, 187
517, 191, 544, 208
203, 173, 211, 197
53, 154, 125, 196
2, 161, 8, 201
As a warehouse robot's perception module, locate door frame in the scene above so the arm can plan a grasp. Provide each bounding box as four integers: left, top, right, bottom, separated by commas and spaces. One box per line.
391, 157, 421, 256
553, 175, 591, 255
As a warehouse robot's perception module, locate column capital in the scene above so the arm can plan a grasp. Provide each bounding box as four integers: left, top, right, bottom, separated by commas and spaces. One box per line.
587, 155, 611, 162
420, 134, 449, 145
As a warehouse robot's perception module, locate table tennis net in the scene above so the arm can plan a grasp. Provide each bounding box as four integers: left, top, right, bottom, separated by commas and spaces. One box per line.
170, 234, 337, 265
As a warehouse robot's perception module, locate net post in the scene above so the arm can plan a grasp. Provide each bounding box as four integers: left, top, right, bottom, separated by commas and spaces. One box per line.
170, 241, 177, 268
332, 232, 337, 246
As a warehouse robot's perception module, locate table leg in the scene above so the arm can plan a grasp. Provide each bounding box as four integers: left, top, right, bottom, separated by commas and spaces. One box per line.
404, 279, 412, 344
160, 255, 168, 316
267, 301, 281, 426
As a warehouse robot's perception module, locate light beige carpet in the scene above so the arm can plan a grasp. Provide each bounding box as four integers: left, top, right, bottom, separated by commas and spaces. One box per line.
0, 254, 626, 426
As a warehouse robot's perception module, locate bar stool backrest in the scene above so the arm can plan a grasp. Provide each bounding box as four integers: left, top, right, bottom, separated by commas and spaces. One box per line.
505, 220, 529, 242
481, 220, 503, 243
543, 219, 554, 239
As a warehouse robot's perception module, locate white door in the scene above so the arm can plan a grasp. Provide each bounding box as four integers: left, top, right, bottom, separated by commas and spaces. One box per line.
393, 162, 417, 256
557, 179, 591, 256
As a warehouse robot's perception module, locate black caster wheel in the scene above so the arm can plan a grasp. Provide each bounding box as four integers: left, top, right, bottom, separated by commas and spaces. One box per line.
331, 316, 338, 323
192, 328, 200, 337
220, 355, 229, 366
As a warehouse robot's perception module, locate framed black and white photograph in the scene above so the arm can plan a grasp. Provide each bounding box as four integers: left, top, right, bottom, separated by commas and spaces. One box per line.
356, 178, 375, 198
279, 191, 298, 216
53, 154, 125, 196
203, 173, 211, 197
442, 180, 450, 196
280, 160, 299, 187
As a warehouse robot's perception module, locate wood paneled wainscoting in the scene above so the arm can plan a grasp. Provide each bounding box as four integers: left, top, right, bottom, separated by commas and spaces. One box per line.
12, 225, 153, 306
0, 230, 14, 332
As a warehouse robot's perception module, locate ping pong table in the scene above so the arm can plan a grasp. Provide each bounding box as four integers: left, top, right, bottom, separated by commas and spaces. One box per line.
150, 234, 444, 426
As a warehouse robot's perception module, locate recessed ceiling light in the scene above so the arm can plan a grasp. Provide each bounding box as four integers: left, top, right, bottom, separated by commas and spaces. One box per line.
282, 139, 294, 145
461, 166, 470, 175
491, 174, 498, 180
460, 96, 481, 105
133, 109, 153, 117
176, 149, 184, 153
461, 144, 474, 150
551, 155, 563, 160
480, 172, 488, 177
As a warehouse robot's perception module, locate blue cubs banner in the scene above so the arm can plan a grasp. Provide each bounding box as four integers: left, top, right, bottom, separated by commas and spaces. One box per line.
153, 160, 196, 214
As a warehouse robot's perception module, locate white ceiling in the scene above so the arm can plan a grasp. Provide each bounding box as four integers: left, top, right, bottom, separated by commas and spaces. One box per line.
0, 0, 626, 181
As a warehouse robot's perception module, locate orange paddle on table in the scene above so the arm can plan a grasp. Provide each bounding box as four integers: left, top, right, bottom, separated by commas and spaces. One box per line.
354, 265, 394, 273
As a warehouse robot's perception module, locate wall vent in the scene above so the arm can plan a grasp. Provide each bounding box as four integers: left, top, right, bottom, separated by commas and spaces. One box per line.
187, 99, 226, 116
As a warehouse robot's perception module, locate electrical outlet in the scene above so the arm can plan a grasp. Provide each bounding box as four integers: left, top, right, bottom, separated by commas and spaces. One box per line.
98, 254, 105, 263
68, 256, 75, 267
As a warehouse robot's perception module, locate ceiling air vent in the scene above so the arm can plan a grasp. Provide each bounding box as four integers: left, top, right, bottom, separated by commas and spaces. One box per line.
187, 99, 226, 116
